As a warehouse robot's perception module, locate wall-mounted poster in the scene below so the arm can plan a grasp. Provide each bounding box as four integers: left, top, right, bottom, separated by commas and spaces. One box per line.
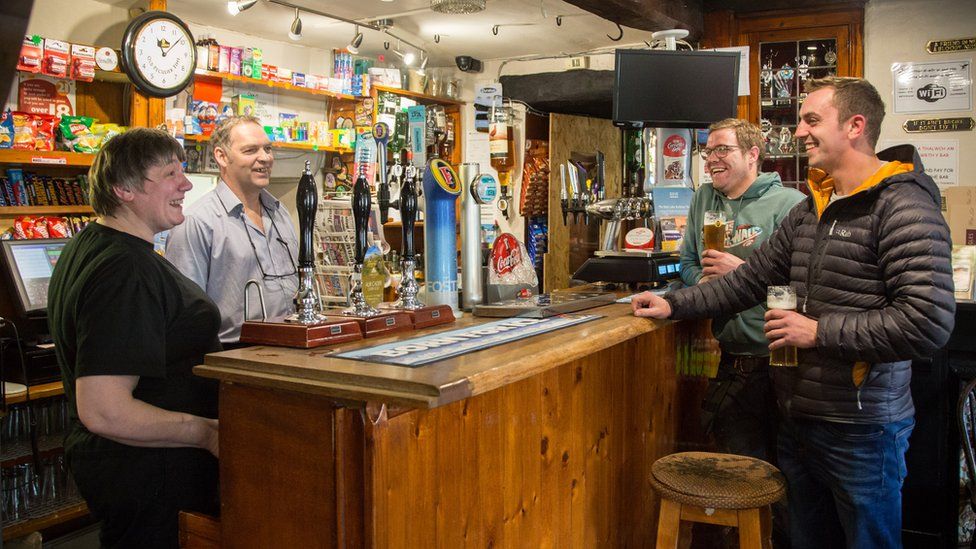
880, 139, 959, 187
891, 59, 972, 114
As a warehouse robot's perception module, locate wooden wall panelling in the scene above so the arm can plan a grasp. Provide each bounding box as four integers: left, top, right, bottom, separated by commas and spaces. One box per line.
75, 80, 125, 126
219, 383, 338, 547
546, 113, 621, 291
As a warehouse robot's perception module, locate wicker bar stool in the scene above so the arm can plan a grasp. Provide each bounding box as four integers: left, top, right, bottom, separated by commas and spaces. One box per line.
650, 452, 786, 549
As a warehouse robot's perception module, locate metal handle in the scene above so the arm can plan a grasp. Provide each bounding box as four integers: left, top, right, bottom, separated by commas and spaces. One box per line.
243, 279, 267, 321
296, 160, 316, 272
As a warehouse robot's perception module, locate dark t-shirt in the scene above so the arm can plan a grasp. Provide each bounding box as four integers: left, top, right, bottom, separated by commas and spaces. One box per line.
48, 222, 222, 546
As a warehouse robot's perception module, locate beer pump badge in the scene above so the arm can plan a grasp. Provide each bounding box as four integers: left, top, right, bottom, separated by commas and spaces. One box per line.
474, 174, 498, 204
429, 158, 461, 195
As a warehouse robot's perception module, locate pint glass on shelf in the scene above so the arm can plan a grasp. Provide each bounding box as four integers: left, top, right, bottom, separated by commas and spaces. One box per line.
703, 210, 727, 252
768, 285, 798, 367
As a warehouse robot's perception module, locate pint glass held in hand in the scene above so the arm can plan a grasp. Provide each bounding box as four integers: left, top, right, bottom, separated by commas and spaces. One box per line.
703, 210, 727, 252
768, 286, 798, 367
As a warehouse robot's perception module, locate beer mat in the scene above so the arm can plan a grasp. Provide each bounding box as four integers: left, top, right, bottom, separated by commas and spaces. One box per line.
334, 314, 602, 367
616, 289, 668, 303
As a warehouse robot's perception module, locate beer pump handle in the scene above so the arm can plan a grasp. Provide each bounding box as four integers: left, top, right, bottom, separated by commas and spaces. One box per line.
352, 170, 371, 266
400, 170, 418, 260
374, 123, 391, 223
296, 160, 316, 271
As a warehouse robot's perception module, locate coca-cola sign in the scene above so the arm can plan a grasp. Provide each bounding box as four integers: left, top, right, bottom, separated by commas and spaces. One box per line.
491, 233, 523, 276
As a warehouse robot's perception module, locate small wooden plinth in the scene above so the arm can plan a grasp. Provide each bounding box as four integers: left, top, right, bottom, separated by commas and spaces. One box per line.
385, 304, 455, 329
240, 317, 363, 348
343, 311, 415, 338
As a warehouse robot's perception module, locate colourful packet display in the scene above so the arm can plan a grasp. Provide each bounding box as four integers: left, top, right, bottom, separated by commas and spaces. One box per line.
0, 110, 13, 149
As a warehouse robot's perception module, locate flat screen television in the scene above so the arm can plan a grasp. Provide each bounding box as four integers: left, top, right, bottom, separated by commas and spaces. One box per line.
613, 49, 740, 129
0, 238, 69, 316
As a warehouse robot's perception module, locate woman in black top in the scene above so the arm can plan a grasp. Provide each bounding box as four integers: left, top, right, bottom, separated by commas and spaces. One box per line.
48, 128, 221, 548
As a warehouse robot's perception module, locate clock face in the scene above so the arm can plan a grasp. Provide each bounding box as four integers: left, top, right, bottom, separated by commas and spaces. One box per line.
122, 11, 196, 98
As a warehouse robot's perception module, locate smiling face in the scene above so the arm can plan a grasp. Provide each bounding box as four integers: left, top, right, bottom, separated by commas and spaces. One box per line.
215, 121, 274, 195
796, 87, 851, 173
704, 128, 759, 199
124, 157, 193, 235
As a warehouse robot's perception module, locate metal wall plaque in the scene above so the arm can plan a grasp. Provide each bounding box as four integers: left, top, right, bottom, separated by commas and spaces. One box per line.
903, 117, 975, 133
926, 38, 976, 54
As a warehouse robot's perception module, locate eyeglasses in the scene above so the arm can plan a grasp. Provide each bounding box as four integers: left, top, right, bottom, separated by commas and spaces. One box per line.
241, 204, 297, 281
699, 145, 741, 160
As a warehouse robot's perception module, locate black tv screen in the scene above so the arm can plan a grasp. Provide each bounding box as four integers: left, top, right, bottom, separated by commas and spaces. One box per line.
1, 238, 69, 315
613, 49, 740, 129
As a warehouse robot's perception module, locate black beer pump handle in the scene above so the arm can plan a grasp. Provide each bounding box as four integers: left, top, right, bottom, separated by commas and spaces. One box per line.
400, 171, 418, 260
374, 122, 391, 223
296, 160, 316, 270
352, 172, 371, 266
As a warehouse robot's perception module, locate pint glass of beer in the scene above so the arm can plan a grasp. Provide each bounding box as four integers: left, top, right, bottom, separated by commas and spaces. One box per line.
768, 286, 798, 367
703, 210, 727, 252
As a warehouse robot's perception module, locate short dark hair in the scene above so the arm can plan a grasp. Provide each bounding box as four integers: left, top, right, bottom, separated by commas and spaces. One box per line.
805, 76, 885, 148
87, 128, 185, 216
210, 115, 263, 153
708, 118, 766, 164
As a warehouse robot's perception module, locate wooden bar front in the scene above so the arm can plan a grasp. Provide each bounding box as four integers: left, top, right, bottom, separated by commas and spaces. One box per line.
196, 304, 701, 547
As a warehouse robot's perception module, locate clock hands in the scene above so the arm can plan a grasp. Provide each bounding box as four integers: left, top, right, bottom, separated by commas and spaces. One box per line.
160, 36, 185, 58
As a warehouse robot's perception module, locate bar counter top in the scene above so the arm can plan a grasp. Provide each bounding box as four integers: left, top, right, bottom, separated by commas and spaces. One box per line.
195, 301, 668, 408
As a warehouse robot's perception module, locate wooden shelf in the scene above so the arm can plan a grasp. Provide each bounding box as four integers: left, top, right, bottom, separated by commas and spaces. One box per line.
4, 381, 64, 405
2, 501, 89, 541
194, 69, 362, 102
372, 85, 464, 107
0, 150, 94, 167
184, 134, 352, 154
0, 206, 93, 216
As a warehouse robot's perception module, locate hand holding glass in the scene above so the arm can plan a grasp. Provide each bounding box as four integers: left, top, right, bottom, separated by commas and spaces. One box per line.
768, 286, 798, 367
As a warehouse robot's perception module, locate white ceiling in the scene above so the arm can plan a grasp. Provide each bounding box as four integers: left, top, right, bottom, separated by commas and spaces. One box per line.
105, 0, 653, 67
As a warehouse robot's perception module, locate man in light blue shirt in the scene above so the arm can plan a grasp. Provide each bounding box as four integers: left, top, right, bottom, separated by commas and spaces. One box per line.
166, 116, 298, 345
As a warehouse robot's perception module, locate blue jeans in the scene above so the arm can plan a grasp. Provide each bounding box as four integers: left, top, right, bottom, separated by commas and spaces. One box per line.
777, 416, 914, 549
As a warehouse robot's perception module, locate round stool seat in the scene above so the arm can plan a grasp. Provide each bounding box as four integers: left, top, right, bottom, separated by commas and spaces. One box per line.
650, 452, 786, 509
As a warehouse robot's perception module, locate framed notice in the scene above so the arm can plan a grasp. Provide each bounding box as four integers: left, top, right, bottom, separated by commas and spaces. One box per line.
891, 59, 972, 114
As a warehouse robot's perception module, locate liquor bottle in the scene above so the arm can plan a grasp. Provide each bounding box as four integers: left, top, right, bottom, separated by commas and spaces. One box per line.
489, 103, 515, 217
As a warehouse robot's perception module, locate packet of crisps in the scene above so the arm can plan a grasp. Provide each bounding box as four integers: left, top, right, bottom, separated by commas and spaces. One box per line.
13, 216, 35, 239
32, 217, 49, 238
12, 112, 34, 150
33, 114, 57, 151
0, 110, 13, 149
47, 217, 68, 238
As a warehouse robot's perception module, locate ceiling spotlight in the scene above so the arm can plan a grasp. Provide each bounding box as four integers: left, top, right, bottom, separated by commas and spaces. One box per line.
289, 8, 303, 41
227, 0, 258, 15
347, 26, 364, 54
416, 53, 429, 76
392, 42, 416, 66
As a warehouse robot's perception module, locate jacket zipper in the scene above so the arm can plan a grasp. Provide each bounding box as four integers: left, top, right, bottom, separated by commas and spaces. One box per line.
804, 217, 835, 314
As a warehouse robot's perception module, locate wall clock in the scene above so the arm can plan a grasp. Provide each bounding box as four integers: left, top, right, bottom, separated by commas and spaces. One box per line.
120, 11, 196, 98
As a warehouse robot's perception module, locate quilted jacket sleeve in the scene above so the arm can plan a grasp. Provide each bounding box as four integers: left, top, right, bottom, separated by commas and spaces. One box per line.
815, 182, 955, 362
665, 204, 799, 321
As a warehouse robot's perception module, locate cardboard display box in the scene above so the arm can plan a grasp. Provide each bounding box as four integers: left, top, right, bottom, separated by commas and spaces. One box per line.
943, 186, 976, 245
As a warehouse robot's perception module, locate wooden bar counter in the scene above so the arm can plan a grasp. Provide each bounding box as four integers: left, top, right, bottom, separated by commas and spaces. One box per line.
195, 303, 702, 548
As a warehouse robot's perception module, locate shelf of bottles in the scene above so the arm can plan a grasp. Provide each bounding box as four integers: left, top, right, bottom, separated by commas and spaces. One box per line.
759, 38, 838, 190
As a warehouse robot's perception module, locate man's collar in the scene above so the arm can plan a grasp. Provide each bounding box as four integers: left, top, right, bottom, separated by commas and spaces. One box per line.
216, 180, 281, 215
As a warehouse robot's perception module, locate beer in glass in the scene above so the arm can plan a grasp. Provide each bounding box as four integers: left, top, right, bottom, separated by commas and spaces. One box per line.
703, 210, 727, 252
768, 286, 798, 367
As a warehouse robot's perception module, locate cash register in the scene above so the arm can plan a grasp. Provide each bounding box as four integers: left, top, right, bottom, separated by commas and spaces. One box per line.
0, 238, 69, 385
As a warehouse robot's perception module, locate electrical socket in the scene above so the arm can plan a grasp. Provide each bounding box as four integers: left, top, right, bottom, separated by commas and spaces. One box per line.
565, 56, 590, 70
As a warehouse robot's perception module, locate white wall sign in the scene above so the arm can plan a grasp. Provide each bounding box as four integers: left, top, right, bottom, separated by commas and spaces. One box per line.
891, 59, 972, 113
880, 139, 960, 187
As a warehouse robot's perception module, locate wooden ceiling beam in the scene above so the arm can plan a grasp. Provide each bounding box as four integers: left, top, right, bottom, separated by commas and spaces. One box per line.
562, 0, 704, 41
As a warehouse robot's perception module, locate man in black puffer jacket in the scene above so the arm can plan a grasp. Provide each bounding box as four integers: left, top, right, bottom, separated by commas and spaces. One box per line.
632, 77, 954, 549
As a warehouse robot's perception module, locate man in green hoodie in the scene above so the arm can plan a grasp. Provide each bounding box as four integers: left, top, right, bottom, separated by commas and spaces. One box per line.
681, 118, 804, 547
682, 118, 804, 461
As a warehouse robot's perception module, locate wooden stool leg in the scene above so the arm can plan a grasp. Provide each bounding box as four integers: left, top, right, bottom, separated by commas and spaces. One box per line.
655, 498, 683, 549
759, 505, 773, 549
737, 508, 762, 549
